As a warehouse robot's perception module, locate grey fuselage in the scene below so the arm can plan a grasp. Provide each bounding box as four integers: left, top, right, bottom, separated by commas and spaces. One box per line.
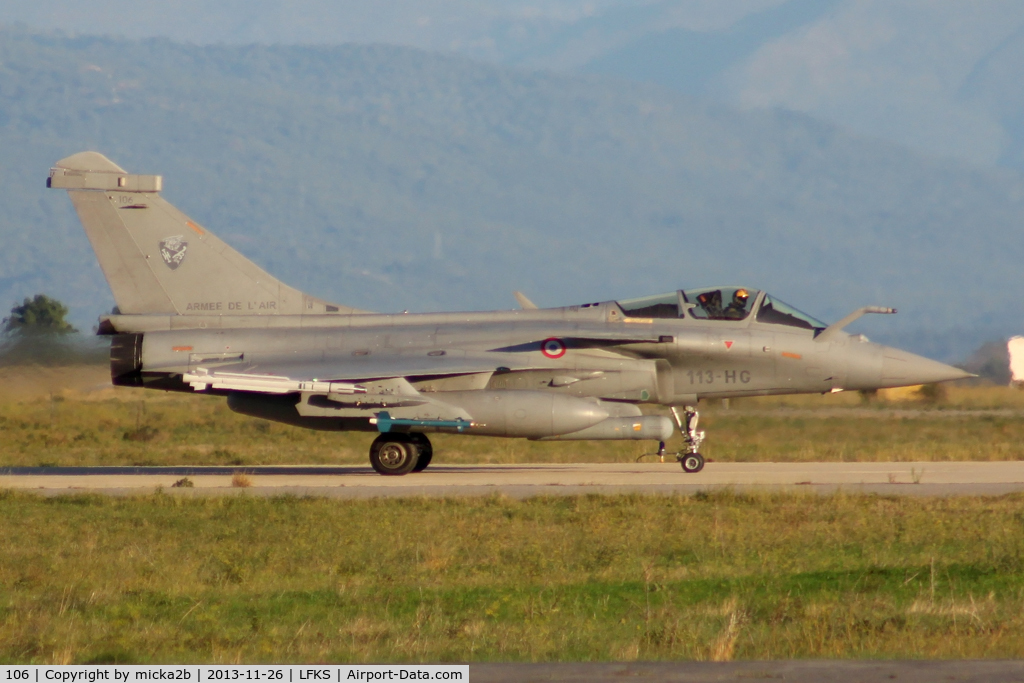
107, 290, 953, 439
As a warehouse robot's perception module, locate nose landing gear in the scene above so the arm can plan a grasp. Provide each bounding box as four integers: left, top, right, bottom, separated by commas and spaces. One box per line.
634, 405, 706, 472
672, 406, 705, 473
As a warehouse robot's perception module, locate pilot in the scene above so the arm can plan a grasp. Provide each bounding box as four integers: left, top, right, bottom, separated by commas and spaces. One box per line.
723, 289, 750, 319
696, 290, 723, 318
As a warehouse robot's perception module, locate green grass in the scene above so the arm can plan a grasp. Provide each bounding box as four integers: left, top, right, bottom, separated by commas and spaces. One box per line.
1, 491, 1023, 663
4, 370, 1022, 663
2, 383, 1024, 467
699, 413, 1024, 462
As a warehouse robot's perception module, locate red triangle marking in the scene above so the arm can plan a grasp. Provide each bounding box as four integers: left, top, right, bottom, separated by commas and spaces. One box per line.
724, 340, 734, 349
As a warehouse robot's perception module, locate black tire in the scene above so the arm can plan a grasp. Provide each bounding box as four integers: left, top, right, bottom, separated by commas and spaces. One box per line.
681, 453, 705, 473
409, 433, 434, 473
369, 435, 419, 476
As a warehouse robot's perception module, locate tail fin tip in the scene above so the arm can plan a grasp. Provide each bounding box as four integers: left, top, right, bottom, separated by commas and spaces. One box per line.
55, 151, 126, 173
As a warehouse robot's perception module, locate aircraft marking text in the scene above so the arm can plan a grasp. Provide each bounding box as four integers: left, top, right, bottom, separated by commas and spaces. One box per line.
686, 369, 751, 384
184, 301, 278, 312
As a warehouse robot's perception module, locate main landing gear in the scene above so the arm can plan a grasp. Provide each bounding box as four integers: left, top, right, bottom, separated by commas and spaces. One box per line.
672, 406, 705, 473
369, 432, 433, 476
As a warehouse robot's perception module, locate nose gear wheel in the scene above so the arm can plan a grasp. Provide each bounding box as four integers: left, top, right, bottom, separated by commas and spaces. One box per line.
681, 453, 705, 473
672, 405, 705, 473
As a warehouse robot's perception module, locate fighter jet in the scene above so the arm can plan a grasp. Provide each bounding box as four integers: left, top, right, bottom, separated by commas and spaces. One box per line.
47, 152, 971, 475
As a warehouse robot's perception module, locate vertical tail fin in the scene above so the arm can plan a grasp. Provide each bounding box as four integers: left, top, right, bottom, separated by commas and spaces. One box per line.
48, 151, 362, 316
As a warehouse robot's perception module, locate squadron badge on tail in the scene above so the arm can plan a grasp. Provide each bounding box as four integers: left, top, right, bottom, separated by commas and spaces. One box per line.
159, 236, 187, 270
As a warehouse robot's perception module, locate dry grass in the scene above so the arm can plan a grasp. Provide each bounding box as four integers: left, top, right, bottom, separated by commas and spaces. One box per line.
0, 491, 1023, 663
230, 472, 252, 488
726, 384, 1024, 410
0, 364, 112, 402
709, 598, 746, 661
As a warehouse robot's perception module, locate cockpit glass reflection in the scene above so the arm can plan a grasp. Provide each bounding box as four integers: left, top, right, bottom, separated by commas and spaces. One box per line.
756, 295, 827, 330
683, 287, 757, 321
616, 292, 680, 318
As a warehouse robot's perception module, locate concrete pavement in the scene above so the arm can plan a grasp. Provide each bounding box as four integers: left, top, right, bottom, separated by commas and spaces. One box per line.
2, 461, 1023, 497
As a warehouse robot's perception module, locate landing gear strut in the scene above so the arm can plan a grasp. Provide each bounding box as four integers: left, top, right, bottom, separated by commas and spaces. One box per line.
671, 406, 705, 473
369, 432, 433, 476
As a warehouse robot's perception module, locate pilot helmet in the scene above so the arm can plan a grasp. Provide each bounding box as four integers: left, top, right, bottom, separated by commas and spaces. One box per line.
733, 288, 749, 303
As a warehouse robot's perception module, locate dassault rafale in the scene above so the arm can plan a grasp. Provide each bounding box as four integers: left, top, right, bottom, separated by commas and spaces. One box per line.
47, 152, 971, 475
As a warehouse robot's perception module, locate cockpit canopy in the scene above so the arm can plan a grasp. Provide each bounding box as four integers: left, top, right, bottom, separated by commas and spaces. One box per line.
756, 293, 827, 331
685, 286, 756, 321
616, 287, 827, 330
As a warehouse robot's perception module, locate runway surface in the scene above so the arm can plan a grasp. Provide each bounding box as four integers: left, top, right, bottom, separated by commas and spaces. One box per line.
471, 660, 1024, 682
2, 461, 1023, 497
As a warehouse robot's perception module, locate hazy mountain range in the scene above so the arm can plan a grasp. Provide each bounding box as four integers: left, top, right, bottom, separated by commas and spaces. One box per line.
7, 0, 1024, 171
0, 25, 1022, 360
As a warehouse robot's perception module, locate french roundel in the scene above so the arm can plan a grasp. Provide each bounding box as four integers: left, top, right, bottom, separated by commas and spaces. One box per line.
541, 337, 567, 359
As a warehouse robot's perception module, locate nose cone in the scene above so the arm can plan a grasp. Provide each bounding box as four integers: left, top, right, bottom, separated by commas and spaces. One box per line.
880, 347, 973, 387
